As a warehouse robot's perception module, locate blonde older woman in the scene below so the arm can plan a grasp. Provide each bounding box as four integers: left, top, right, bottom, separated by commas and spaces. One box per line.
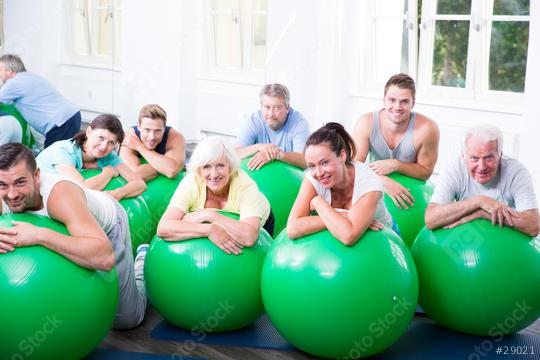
157, 136, 272, 254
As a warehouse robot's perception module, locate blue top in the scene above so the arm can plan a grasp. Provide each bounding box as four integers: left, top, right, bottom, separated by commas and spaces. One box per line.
36, 139, 123, 173
132, 125, 172, 155
235, 107, 310, 152
0, 72, 79, 135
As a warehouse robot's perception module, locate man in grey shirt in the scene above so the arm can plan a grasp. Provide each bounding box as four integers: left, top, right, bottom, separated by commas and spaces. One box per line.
425, 124, 539, 237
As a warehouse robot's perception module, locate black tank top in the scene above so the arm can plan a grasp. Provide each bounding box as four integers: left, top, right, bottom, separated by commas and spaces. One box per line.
131, 125, 171, 155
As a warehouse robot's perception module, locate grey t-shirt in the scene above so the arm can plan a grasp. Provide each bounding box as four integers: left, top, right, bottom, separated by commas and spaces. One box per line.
430, 155, 537, 211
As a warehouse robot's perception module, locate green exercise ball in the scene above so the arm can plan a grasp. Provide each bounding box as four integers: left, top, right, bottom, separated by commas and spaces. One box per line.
261, 228, 418, 358
0, 213, 118, 360
412, 219, 540, 336
240, 158, 303, 236
0, 103, 35, 147
82, 169, 152, 254
141, 168, 185, 235
145, 212, 272, 332
383, 173, 434, 247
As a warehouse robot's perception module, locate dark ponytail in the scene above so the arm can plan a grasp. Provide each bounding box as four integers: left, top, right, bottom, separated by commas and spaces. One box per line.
305, 122, 356, 164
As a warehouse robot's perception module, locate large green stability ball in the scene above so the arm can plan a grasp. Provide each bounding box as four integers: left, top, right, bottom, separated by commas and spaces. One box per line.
412, 219, 540, 336
140, 168, 185, 236
82, 169, 152, 254
0, 104, 34, 147
145, 212, 272, 332
261, 228, 418, 359
240, 158, 303, 236
0, 214, 118, 360
383, 173, 433, 247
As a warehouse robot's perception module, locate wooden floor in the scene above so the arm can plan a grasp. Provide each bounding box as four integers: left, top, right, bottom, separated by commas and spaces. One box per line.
97, 306, 540, 360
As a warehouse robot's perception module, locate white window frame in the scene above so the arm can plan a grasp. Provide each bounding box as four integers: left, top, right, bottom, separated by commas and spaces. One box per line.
203, 0, 267, 81
353, 0, 529, 113
0, 0, 4, 50
64, 0, 122, 69
417, 0, 528, 110
352, 0, 418, 95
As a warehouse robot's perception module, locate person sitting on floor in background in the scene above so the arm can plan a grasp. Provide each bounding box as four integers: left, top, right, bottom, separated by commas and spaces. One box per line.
120, 104, 185, 181
36, 114, 146, 201
158, 136, 274, 254
0, 54, 81, 149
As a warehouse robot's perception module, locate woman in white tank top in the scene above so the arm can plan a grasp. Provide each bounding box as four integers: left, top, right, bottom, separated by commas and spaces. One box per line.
287, 122, 396, 245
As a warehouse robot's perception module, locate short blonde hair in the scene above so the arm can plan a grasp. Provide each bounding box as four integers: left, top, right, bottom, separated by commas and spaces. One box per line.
187, 136, 240, 175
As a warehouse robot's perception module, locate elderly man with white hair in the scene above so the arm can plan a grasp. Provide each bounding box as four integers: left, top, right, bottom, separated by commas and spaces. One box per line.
157, 136, 272, 255
425, 124, 540, 237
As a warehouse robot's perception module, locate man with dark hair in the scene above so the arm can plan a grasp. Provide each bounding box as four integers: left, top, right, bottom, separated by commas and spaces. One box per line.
120, 104, 185, 181
0, 143, 148, 329
353, 73, 440, 209
0, 54, 81, 149
236, 83, 309, 170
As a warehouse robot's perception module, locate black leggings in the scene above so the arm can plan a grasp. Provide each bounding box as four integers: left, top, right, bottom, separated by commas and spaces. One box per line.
262, 209, 275, 237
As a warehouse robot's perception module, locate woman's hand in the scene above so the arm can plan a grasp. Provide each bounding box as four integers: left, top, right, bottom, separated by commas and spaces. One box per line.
103, 165, 119, 178
183, 209, 216, 224
368, 219, 384, 231
208, 224, 243, 255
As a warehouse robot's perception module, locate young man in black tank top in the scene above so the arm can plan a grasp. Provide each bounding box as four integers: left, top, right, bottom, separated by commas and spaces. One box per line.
352, 73, 440, 209
120, 104, 185, 181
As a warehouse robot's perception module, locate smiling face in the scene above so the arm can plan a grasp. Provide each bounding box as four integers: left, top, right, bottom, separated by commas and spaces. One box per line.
84, 127, 119, 159
200, 156, 232, 194
382, 85, 415, 125
463, 136, 501, 185
137, 117, 166, 150
261, 95, 289, 131
0, 161, 40, 213
305, 143, 347, 189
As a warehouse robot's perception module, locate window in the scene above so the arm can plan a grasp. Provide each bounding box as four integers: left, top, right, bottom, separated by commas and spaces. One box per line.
208, 0, 268, 71
0, 0, 4, 49
68, 0, 122, 64
356, 0, 419, 91
419, 0, 529, 100
356, 0, 529, 107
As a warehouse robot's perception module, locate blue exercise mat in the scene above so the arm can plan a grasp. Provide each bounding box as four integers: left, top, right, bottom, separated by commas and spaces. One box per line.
85, 348, 203, 360
376, 317, 540, 360
150, 314, 296, 351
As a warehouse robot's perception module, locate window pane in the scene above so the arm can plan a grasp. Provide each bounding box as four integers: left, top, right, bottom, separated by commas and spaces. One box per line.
0, 0, 3, 48
375, 18, 408, 82
212, 0, 237, 11
489, 21, 528, 92
251, 14, 266, 69
213, 14, 241, 68
71, 0, 90, 56
493, 0, 529, 16
93, 0, 113, 57
432, 20, 469, 87
253, 0, 267, 12
436, 0, 471, 15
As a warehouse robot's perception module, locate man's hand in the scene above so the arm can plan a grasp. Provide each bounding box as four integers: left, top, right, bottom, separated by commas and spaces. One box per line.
256, 143, 281, 160
477, 196, 518, 227
123, 131, 143, 153
382, 177, 414, 209
0, 221, 43, 253
443, 209, 488, 229
247, 151, 273, 170
208, 224, 243, 255
369, 159, 398, 176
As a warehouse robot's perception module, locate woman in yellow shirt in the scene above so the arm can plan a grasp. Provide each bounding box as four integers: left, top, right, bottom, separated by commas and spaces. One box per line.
157, 136, 271, 254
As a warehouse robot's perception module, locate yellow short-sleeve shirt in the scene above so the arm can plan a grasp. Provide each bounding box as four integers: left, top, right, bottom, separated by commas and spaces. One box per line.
168, 170, 270, 223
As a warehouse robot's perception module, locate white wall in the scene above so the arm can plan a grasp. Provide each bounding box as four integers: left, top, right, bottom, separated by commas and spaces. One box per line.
3, 0, 540, 201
